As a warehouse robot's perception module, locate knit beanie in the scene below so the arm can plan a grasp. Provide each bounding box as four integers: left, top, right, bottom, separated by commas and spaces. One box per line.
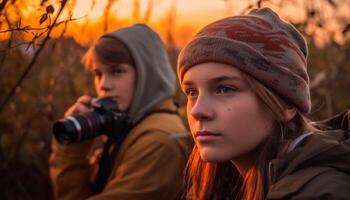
177, 7, 311, 113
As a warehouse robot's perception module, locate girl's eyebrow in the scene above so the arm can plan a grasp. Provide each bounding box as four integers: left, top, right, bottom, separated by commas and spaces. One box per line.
182, 75, 242, 86
208, 75, 242, 85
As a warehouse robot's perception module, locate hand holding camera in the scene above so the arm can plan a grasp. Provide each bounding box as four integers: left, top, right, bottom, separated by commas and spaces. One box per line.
64, 95, 94, 117
53, 96, 131, 145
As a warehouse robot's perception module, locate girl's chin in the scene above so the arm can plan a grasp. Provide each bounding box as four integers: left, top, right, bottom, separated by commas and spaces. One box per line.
199, 151, 231, 163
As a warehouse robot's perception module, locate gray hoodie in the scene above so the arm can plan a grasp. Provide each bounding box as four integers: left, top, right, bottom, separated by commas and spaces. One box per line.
103, 24, 176, 123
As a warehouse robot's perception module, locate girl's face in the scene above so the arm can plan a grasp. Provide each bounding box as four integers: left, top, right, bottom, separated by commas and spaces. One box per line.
92, 55, 137, 111
182, 62, 275, 163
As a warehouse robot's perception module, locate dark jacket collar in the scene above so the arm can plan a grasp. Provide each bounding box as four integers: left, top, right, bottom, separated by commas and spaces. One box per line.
267, 110, 350, 198
269, 130, 350, 184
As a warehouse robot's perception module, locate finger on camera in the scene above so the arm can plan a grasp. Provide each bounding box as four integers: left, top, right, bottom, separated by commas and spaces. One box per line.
77, 95, 92, 105
64, 106, 78, 117
75, 103, 92, 114
64, 103, 91, 117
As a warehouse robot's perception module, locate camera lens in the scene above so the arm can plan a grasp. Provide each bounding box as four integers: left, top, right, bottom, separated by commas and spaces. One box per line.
53, 117, 80, 144
53, 98, 121, 144
53, 112, 107, 144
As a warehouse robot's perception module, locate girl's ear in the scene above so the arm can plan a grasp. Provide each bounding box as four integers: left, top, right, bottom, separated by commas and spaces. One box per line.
281, 107, 297, 122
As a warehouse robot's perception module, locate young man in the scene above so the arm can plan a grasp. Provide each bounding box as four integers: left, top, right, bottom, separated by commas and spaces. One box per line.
50, 24, 192, 200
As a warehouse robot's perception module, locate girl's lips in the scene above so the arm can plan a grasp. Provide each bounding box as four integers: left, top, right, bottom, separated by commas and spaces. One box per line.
195, 131, 221, 137
195, 131, 222, 142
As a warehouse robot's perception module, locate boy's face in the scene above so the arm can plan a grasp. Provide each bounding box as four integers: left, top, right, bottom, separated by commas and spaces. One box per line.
91, 55, 137, 112
181, 62, 275, 163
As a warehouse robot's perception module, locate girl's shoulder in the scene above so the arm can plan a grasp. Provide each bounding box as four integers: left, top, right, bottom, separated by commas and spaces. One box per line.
267, 123, 350, 199
267, 165, 350, 199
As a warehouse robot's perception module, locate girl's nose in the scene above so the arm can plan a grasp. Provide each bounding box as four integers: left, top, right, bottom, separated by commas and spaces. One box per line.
190, 94, 214, 121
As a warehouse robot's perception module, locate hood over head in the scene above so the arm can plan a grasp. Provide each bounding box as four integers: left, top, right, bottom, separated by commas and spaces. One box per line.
102, 24, 177, 123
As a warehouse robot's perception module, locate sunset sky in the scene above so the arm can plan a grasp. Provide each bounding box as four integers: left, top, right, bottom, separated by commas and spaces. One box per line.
61, 0, 308, 46
2, 0, 350, 48
66, 0, 242, 46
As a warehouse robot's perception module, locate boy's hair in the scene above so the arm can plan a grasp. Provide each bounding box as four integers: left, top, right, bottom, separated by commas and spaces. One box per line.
82, 36, 135, 69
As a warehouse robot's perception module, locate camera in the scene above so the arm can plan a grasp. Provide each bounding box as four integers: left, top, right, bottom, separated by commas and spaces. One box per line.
53, 98, 131, 144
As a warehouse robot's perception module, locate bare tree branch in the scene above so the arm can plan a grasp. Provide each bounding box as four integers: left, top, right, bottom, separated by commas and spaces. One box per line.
0, 13, 13, 72
133, 0, 140, 23
0, 16, 85, 33
103, 0, 117, 33
0, 0, 69, 112
143, 0, 153, 23
166, 0, 176, 50
51, 1, 76, 51
0, 0, 9, 14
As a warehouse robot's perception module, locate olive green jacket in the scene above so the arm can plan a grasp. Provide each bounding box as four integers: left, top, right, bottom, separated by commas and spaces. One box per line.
50, 100, 192, 200
267, 111, 350, 199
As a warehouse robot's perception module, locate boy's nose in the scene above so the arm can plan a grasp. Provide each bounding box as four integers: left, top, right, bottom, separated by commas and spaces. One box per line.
99, 75, 112, 92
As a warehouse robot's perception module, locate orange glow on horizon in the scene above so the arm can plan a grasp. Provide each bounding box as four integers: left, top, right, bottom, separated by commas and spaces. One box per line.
64, 0, 233, 48
50, 0, 314, 48
1, 0, 349, 49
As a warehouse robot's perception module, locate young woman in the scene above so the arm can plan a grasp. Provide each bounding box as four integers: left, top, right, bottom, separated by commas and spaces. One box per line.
177, 8, 350, 200
50, 24, 192, 200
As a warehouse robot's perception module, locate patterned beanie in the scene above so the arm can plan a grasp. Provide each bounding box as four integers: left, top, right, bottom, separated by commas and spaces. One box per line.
177, 7, 311, 113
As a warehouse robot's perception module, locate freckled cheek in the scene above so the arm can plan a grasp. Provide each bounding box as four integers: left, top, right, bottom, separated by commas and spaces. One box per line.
222, 106, 240, 121
224, 107, 273, 147
187, 115, 196, 134
220, 105, 252, 134
186, 104, 197, 137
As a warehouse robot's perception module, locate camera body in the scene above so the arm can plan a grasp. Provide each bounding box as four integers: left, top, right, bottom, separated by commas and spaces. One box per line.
53, 98, 131, 144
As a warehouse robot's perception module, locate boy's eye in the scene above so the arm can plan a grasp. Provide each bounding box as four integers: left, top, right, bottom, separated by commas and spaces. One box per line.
92, 71, 102, 78
112, 68, 124, 74
184, 88, 198, 97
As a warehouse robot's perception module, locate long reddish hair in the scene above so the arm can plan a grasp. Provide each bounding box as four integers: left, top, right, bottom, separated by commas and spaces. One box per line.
183, 72, 316, 200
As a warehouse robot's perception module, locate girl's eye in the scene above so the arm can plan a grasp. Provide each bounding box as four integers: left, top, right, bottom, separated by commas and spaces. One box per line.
216, 85, 236, 94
